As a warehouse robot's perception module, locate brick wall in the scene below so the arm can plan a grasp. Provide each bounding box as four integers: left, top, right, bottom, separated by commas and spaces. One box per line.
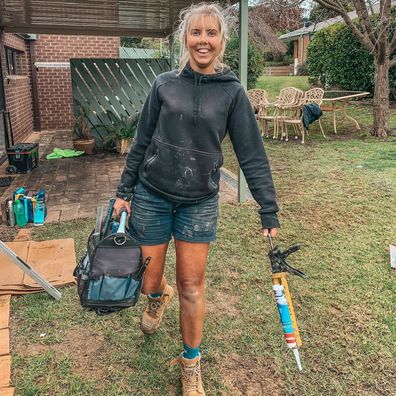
34, 35, 120, 130
1, 33, 34, 143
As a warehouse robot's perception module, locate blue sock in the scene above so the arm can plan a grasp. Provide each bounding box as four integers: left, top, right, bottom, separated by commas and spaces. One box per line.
182, 343, 201, 359
148, 292, 163, 298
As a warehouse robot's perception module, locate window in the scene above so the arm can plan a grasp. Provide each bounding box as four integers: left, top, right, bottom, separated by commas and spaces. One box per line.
5, 47, 24, 76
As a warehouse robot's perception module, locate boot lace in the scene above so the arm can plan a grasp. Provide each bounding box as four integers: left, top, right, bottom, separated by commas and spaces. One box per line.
182, 362, 201, 392
147, 300, 162, 318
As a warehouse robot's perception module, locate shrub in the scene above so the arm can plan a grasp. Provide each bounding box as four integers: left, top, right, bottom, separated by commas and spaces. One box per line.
307, 22, 396, 99
224, 34, 264, 89
296, 64, 309, 76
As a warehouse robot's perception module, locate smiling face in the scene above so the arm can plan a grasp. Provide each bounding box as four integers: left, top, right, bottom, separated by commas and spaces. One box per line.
186, 14, 223, 74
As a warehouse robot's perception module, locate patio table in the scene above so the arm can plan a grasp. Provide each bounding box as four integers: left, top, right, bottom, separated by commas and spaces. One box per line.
321, 91, 370, 134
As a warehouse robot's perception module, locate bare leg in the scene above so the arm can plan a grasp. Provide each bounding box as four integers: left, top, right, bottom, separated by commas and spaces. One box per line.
141, 242, 169, 295
175, 239, 210, 348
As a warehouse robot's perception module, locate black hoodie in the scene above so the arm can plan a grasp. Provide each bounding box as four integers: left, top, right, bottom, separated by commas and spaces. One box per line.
117, 63, 280, 229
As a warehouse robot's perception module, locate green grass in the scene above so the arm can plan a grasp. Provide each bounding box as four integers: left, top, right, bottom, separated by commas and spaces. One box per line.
223, 76, 396, 175
256, 76, 310, 101
8, 76, 396, 395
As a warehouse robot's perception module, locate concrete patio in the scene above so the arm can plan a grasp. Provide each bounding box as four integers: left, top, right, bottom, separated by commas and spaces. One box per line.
0, 131, 244, 224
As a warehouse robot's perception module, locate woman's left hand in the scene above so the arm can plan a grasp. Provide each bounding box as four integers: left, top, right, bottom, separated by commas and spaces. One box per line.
261, 228, 278, 237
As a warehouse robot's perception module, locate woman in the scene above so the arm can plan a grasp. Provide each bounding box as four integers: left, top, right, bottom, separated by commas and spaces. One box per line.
114, 3, 279, 395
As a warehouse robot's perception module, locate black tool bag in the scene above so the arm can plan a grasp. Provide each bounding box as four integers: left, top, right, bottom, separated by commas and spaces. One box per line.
74, 200, 149, 315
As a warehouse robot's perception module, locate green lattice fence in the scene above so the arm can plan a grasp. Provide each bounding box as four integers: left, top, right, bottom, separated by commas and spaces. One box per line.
70, 58, 170, 148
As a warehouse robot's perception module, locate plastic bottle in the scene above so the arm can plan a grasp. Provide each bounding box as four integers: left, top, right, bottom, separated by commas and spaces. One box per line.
13, 199, 27, 227
33, 200, 46, 226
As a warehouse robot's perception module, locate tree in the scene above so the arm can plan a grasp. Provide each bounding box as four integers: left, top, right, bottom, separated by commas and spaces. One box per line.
310, 1, 353, 23
311, 0, 396, 137
227, 3, 291, 57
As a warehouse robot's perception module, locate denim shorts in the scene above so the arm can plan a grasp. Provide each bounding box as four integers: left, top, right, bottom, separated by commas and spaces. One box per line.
129, 181, 219, 245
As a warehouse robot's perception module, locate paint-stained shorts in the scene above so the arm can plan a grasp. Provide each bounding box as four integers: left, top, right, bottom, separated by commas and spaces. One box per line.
129, 181, 219, 245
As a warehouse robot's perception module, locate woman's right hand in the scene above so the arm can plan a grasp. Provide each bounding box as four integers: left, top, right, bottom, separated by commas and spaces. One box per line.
114, 198, 131, 218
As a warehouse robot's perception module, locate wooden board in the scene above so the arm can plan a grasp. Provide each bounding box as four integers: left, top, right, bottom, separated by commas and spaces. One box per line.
0, 296, 10, 330
0, 244, 29, 286
0, 239, 76, 292
0, 329, 9, 357
0, 355, 10, 388
0, 387, 14, 396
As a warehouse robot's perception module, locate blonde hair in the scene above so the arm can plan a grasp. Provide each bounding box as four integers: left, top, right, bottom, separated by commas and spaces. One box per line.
175, 2, 230, 73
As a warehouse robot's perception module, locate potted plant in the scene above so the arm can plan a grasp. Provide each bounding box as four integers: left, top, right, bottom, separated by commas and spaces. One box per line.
100, 111, 139, 155
72, 105, 95, 154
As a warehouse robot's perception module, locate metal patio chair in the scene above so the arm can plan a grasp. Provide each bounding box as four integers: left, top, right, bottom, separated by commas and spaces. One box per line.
247, 89, 269, 137
283, 88, 326, 144
262, 87, 304, 140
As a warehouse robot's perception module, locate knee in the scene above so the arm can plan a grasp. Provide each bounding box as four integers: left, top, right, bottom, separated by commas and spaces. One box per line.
177, 278, 204, 303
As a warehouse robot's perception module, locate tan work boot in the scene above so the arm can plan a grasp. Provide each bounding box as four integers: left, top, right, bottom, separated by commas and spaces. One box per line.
171, 354, 206, 396
140, 284, 174, 334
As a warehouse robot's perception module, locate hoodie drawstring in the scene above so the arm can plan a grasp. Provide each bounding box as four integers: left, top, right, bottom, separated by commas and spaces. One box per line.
193, 74, 204, 125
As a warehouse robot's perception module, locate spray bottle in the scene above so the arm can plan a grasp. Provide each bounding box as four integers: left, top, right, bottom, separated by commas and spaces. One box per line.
14, 199, 27, 227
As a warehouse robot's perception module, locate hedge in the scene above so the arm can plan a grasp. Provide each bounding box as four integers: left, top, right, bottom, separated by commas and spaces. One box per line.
224, 34, 264, 89
307, 22, 396, 100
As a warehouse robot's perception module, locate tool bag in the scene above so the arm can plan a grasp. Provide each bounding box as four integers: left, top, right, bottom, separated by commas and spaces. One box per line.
74, 199, 149, 315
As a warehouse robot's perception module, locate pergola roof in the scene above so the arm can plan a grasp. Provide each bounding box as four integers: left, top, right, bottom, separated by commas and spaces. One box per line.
0, 0, 234, 37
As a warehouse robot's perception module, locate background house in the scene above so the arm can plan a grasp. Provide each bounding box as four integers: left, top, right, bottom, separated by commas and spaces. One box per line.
0, 33, 119, 159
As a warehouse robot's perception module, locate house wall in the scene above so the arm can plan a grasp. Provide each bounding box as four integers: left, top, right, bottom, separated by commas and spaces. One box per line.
34, 35, 120, 131
0, 33, 34, 144
293, 35, 311, 74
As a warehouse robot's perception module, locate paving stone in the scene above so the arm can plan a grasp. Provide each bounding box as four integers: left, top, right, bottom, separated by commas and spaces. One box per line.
59, 203, 77, 212
46, 210, 61, 223
1, 131, 240, 224
60, 208, 79, 222
78, 207, 96, 219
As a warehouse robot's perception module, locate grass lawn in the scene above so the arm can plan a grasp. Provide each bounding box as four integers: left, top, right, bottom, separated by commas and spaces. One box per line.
8, 76, 396, 395
224, 76, 396, 175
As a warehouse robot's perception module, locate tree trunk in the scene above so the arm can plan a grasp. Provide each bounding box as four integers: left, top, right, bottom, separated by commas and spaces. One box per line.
371, 58, 391, 137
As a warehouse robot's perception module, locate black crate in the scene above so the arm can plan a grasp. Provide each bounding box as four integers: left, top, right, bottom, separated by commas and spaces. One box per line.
6, 143, 39, 173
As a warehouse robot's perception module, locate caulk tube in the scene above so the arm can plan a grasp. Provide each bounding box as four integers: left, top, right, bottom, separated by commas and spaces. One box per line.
273, 284, 303, 371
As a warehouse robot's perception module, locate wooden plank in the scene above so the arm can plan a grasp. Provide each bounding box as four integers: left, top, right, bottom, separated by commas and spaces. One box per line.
22, 240, 67, 287
71, 86, 108, 147
71, 61, 112, 146
72, 59, 113, 117
0, 296, 10, 330
0, 242, 28, 287
0, 329, 10, 357
0, 387, 14, 396
126, 59, 151, 97
118, 59, 146, 108
0, 240, 76, 292
118, 60, 145, 112
146, 58, 162, 77
156, 58, 171, 74
127, 60, 151, 93
0, 355, 10, 388
136, 59, 156, 86
123, 59, 148, 101
84, 59, 130, 118
96, 59, 138, 116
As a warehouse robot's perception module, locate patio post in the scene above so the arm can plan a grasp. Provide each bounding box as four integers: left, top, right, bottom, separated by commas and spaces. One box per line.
238, 0, 248, 202
0, 28, 6, 112
169, 34, 175, 70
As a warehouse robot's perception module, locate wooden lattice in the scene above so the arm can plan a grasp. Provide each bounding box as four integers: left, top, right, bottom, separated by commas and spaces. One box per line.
70, 58, 170, 148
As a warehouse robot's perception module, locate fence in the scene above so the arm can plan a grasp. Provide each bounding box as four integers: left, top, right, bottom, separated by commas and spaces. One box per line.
263, 65, 294, 76
70, 58, 170, 148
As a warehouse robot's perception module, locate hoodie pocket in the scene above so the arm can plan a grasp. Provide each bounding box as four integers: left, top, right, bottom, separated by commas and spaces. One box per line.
141, 138, 222, 199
